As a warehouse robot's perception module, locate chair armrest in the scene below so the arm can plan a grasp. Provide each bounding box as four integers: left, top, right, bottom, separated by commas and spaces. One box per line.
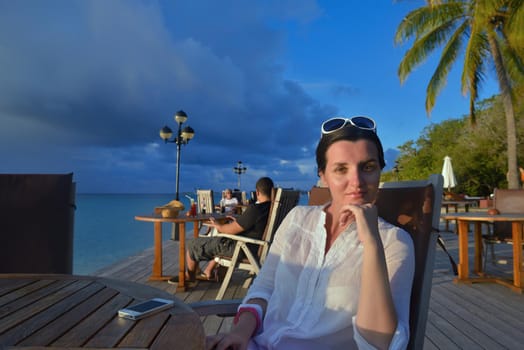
189, 298, 242, 317
215, 233, 266, 246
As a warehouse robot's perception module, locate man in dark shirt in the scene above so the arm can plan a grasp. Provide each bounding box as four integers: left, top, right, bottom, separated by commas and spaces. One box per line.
169, 177, 274, 284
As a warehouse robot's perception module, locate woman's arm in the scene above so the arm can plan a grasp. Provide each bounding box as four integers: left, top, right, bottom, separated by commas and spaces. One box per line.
205, 207, 298, 350
346, 204, 398, 350
206, 298, 267, 350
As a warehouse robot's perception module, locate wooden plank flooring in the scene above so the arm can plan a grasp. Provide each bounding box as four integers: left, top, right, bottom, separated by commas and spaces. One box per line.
93, 221, 524, 349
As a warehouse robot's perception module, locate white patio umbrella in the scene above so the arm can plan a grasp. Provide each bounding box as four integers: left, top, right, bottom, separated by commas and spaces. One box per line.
442, 155, 457, 191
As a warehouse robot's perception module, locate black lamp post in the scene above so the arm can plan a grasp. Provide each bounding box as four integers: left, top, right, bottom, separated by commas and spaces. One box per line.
233, 161, 247, 190
159, 110, 195, 200
393, 160, 401, 181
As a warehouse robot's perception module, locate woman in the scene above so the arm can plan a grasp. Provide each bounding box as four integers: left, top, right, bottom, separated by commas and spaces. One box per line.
219, 189, 239, 214
207, 116, 414, 350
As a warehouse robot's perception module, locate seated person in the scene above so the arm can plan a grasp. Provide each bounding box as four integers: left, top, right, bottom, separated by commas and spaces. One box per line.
207, 115, 414, 349
218, 188, 239, 214
169, 177, 274, 283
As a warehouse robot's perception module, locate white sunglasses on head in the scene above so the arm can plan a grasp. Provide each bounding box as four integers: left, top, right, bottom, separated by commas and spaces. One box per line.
321, 116, 377, 134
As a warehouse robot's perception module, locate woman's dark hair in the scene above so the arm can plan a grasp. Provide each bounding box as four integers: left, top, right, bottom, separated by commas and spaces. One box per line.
315, 126, 386, 174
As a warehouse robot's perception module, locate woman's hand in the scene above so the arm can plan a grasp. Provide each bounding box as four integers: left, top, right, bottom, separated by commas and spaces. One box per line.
339, 203, 380, 244
206, 331, 249, 350
206, 299, 263, 350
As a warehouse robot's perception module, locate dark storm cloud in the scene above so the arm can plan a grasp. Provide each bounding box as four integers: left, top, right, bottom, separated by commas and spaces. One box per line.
0, 0, 334, 192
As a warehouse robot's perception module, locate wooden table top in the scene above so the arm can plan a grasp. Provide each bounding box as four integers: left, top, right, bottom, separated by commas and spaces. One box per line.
441, 212, 524, 222
135, 213, 228, 223
441, 199, 479, 206
0, 274, 204, 349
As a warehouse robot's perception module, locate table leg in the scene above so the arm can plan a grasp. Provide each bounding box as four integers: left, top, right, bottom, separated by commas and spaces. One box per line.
444, 204, 450, 231
178, 222, 186, 292
512, 222, 523, 289
193, 220, 199, 238
457, 220, 470, 281
149, 222, 165, 281
453, 204, 459, 233
473, 222, 482, 274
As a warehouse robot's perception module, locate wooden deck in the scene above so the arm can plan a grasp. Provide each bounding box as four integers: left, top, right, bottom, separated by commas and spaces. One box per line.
93, 221, 524, 349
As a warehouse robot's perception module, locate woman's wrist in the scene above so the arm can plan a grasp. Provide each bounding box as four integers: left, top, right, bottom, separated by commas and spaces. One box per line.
233, 303, 264, 337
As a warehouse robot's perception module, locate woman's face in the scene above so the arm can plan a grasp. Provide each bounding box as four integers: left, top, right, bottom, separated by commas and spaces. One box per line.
319, 139, 381, 206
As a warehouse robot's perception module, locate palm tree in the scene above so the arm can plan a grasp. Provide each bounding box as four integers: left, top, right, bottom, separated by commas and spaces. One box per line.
395, 0, 524, 189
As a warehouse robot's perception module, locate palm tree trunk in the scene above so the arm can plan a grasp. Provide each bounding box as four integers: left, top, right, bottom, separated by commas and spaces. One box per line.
487, 34, 520, 189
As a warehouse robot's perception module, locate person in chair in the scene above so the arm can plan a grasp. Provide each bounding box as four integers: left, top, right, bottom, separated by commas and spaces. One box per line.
207, 116, 414, 350
169, 177, 274, 283
218, 188, 239, 214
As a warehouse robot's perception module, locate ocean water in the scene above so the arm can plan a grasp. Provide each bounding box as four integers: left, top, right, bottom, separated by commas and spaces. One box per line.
74, 192, 307, 275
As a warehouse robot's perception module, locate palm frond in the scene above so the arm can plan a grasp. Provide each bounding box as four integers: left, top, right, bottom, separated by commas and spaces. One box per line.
498, 35, 524, 84
488, 33, 516, 102
395, 2, 465, 44
399, 21, 459, 83
505, 0, 524, 55
460, 6, 490, 98
460, 26, 490, 125
425, 21, 467, 113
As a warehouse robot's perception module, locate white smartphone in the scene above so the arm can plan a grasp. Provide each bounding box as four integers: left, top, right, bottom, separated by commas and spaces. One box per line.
118, 298, 174, 320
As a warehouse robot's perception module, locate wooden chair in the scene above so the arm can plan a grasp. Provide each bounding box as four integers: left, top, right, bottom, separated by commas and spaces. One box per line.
195, 189, 214, 237
197, 189, 214, 214
212, 188, 300, 300
482, 188, 524, 268
231, 190, 243, 204
0, 173, 76, 274
378, 174, 443, 350
190, 175, 442, 350
307, 186, 331, 206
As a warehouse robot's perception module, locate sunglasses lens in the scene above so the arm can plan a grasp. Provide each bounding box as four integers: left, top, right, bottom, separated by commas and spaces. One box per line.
322, 118, 346, 133
351, 116, 375, 130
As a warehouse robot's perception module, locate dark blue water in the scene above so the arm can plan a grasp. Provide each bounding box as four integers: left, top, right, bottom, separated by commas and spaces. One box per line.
74, 192, 306, 274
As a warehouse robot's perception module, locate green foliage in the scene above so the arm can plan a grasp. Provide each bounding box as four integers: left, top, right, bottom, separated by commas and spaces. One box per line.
395, 1, 524, 188
383, 94, 523, 196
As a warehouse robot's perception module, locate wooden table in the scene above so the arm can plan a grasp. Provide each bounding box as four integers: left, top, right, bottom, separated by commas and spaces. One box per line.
135, 213, 228, 291
441, 212, 524, 293
0, 274, 204, 349
441, 200, 478, 232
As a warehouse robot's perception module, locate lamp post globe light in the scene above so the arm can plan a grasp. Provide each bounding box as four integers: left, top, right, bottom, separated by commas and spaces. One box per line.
159, 110, 195, 201
233, 160, 247, 190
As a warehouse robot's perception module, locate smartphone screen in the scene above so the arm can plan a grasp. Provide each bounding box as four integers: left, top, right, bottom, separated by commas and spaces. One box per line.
118, 298, 174, 320
127, 300, 167, 313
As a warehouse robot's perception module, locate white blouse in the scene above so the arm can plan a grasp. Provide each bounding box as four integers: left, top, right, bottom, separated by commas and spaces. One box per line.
220, 197, 239, 213
244, 205, 414, 350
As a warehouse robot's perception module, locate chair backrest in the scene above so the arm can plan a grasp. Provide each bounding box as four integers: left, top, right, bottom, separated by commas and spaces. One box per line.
378, 174, 443, 350
249, 191, 257, 204
307, 186, 331, 206
493, 188, 524, 238
231, 190, 243, 204
494, 188, 524, 213
196, 189, 214, 214
0, 173, 76, 274
258, 188, 301, 264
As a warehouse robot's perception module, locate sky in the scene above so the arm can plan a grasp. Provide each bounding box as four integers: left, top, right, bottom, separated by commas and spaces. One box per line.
0, 0, 498, 194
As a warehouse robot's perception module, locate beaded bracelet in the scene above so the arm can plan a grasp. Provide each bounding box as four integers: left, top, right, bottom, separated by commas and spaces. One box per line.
233, 303, 263, 336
